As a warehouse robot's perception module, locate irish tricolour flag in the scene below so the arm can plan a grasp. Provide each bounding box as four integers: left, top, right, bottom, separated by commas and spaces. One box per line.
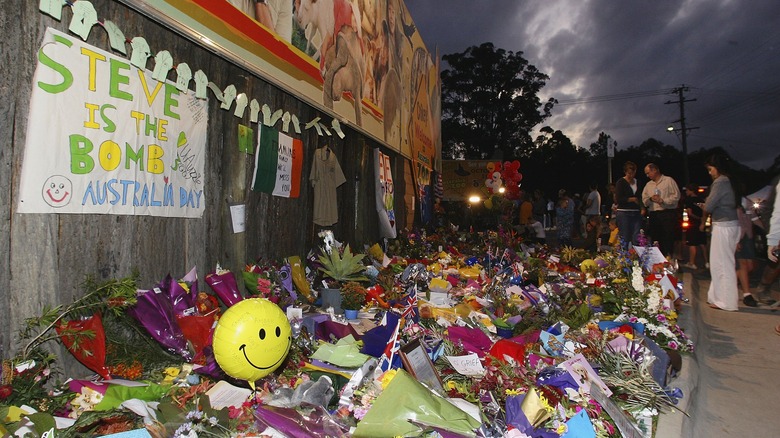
252, 125, 303, 198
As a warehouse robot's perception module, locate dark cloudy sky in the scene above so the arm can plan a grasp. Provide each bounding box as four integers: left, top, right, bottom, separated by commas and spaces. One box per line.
405, 0, 780, 170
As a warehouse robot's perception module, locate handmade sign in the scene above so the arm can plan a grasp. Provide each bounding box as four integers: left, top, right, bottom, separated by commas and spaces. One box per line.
17, 28, 208, 217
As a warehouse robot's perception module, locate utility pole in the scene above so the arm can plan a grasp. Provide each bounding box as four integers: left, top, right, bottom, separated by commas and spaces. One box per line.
665, 85, 698, 186
606, 136, 616, 186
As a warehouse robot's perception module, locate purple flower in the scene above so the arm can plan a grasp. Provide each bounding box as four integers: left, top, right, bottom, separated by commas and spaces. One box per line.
668, 340, 679, 350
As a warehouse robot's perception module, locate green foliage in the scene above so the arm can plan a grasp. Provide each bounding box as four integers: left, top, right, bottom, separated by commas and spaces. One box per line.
1, 410, 58, 438
317, 244, 368, 285
594, 344, 681, 416
19, 273, 139, 361
441, 42, 555, 160
102, 310, 183, 374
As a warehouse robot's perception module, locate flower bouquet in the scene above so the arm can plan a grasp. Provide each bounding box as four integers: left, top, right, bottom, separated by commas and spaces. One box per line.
340, 282, 367, 311
242, 258, 296, 307
205, 264, 243, 307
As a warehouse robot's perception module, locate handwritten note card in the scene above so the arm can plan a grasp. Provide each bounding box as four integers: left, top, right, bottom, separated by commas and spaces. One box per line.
446, 353, 486, 377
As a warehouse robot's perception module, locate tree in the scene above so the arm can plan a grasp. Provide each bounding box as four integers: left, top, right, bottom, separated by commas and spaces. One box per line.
440, 43, 555, 160
587, 132, 614, 158
524, 127, 592, 196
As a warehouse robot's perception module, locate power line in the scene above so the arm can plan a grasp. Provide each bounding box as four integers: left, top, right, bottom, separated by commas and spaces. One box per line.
696, 29, 780, 90
691, 84, 780, 127
554, 88, 676, 105
692, 86, 780, 98
688, 133, 775, 148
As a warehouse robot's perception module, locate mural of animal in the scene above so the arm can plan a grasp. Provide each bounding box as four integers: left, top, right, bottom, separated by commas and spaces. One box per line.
295, 0, 365, 125
377, 0, 403, 144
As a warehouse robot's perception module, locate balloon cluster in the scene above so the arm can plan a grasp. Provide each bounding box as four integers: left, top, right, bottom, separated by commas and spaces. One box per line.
483, 161, 524, 208
500, 160, 523, 200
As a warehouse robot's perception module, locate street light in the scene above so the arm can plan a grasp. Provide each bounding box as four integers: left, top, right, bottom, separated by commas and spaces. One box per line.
666, 123, 697, 186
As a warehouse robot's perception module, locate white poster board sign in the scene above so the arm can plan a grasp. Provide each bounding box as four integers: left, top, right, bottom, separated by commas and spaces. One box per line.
17, 28, 208, 218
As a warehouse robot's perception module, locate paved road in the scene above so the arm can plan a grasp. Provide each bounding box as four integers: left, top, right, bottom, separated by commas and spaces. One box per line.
657, 270, 780, 437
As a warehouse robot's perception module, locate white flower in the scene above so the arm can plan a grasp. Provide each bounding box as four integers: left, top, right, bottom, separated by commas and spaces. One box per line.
631, 264, 645, 293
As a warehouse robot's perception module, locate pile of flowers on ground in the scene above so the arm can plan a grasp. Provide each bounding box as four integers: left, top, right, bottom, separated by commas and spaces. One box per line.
0, 227, 692, 437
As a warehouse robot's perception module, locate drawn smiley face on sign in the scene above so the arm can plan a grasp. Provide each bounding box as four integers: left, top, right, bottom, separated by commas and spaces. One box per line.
41, 175, 73, 208
212, 298, 292, 386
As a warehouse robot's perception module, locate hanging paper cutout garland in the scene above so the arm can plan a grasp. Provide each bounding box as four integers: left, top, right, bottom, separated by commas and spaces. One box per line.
38, 0, 345, 139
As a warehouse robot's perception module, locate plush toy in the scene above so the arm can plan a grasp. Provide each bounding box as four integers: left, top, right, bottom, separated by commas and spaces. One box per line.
264, 375, 334, 409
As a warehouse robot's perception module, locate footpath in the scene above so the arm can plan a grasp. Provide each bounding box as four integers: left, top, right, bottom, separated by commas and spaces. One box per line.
656, 270, 780, 437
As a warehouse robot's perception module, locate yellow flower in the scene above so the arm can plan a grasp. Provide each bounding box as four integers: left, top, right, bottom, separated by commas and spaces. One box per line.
505, 388, 521, 396
163, 367, 181, 382
446, 380, 471, 395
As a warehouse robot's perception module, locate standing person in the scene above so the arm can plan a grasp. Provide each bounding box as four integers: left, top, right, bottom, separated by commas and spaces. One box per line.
572, 193, 583, 238
546, 196, 556, 230
642, 163, 681, 258
584, 182, 602, 220
682, 184, 708, 270
765, 179, 780, 334
518, 192, 533, 227
755, 174, 780, 305
583, 182, 601, 236
701, 153, 741, 311
556, 190, 574, 247
614, 161, 644, 248
532, 189, 547, 225
737, 199, 763, 306
603, 182, 617, 220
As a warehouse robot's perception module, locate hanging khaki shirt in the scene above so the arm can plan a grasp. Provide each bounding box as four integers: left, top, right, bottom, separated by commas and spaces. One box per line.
310, 147, 346, 226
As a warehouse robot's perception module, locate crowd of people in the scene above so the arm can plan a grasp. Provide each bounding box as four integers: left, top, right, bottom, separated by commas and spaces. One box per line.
512, 152, 780, 324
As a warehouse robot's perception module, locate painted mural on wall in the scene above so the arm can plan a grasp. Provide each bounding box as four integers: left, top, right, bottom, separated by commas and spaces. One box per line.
131, 0, 440, 172
17, 28, 208, 218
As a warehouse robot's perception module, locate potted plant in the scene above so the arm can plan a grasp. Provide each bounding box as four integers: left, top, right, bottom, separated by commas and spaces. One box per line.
340, 281, 367, 319
317, 244, 368, 313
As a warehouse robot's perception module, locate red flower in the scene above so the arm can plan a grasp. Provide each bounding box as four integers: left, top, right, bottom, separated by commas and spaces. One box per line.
0, 385, 12, 400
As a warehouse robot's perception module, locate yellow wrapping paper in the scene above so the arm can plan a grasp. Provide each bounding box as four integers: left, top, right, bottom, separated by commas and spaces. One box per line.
429, 277, 451, 292
287, 256, 312, 302
459, 267, 481, 279
368, 243, 385, 262
520, 388, 551, 428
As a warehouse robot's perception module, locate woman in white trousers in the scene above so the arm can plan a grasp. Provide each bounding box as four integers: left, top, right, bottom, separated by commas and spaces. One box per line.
701, 153, 741, 311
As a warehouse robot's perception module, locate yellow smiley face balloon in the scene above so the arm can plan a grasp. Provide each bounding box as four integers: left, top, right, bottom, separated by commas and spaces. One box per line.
212, 298, 291, 388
